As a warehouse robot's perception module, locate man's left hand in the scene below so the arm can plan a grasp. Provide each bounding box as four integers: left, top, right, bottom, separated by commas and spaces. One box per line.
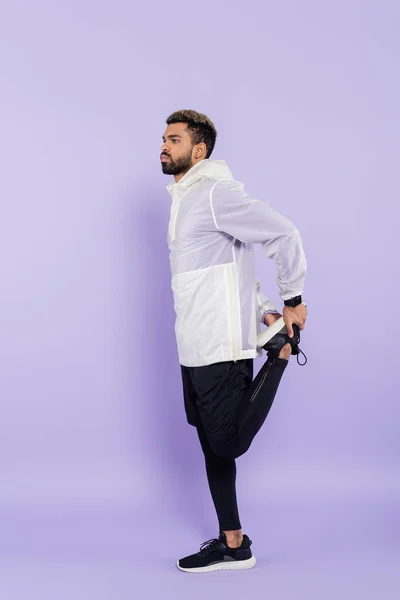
283, 304, 308, 338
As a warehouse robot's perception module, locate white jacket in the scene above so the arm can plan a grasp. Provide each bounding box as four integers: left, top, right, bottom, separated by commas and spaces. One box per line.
166, 159, 307, 367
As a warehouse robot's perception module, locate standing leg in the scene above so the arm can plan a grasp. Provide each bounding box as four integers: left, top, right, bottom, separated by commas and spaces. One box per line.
196, 419, 243, 547
181, 363, 243, 546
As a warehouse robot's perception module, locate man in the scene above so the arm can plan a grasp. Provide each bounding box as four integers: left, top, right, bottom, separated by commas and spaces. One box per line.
161, 109, 308, 573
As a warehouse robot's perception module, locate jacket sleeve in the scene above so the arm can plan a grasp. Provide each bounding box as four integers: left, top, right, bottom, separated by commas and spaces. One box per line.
256, 279, 279, 324
210, 180, 307, 301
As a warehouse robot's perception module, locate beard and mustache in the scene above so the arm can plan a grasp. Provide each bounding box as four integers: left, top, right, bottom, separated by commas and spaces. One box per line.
161, 150, 194, 176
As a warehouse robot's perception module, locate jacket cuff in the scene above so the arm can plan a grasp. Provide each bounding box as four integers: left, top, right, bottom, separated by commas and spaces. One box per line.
281, 290, 304, 302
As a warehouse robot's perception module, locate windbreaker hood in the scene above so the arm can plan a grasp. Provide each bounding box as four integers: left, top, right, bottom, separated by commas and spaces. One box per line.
166, 159, 234, 195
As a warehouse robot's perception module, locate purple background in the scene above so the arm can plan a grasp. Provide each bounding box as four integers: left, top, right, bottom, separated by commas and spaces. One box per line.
1, 0, 399, 597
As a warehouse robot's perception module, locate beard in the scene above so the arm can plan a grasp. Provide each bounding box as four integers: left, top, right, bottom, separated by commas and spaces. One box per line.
161, 150, 193, 176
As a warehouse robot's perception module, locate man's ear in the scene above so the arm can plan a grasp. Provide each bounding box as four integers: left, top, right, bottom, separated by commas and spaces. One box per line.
195, 143, 207, 159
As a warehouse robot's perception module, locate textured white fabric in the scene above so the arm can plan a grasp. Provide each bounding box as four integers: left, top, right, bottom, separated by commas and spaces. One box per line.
166, 159, 307, 367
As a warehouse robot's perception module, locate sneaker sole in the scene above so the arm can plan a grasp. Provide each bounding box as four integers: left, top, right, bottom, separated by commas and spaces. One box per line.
257, 316, 286, 349
176, 555, 256, 573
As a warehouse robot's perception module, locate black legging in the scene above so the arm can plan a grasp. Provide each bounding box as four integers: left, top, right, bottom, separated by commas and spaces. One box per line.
196, 420, 242, 532
193, 356, 288, 532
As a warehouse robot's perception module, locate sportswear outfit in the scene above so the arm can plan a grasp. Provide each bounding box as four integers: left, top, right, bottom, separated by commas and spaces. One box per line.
166, 159, 307, 571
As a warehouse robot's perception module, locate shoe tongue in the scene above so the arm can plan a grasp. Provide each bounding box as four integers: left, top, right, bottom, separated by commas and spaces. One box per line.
219, 531, 227, 543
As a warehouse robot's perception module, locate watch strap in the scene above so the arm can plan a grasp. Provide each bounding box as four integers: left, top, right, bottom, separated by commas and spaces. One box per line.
284, 295, 302, 307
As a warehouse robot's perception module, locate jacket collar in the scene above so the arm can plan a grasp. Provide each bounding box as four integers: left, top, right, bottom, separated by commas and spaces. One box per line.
166, 159, 234, 196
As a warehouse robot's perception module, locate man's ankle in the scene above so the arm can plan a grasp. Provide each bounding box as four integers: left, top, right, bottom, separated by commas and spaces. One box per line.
223, 529, 243, 548
279, 342, 292, 360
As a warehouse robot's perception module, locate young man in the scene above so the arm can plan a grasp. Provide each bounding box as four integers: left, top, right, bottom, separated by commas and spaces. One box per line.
161, 110, 308, 573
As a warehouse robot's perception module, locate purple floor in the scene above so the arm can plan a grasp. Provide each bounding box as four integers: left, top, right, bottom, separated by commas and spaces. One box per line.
1, 490, 399, 600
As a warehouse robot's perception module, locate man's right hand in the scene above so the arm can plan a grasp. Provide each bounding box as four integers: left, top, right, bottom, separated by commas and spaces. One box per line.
264, 312, 283, 327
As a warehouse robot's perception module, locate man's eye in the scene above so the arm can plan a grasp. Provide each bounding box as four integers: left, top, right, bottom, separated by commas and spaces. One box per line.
172, 139, 179, 143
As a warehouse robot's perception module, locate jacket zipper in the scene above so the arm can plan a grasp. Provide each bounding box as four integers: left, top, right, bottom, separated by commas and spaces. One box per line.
230, 240, 241, 364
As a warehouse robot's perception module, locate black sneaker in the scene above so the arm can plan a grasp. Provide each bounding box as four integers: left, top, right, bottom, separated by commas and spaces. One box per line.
177, 532, 256, 573
257, 317, 307, 366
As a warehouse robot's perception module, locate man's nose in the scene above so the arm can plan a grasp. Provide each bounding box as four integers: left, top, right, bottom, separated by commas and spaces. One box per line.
161, 142, 169, 153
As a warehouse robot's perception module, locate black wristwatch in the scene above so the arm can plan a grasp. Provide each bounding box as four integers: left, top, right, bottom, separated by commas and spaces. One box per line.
284, 295, 302, 307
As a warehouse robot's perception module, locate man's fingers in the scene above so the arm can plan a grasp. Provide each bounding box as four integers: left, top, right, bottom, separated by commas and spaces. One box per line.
283, 304, 307, 338
297, 317, 306, 330
287, 319, 305, 336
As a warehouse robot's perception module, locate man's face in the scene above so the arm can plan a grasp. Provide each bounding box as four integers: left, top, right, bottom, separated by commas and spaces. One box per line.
160, 122, 195, 176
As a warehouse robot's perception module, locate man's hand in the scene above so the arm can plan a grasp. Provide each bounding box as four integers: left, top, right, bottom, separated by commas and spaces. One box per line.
283, 304, 308, 338
264, 312, 283, 326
